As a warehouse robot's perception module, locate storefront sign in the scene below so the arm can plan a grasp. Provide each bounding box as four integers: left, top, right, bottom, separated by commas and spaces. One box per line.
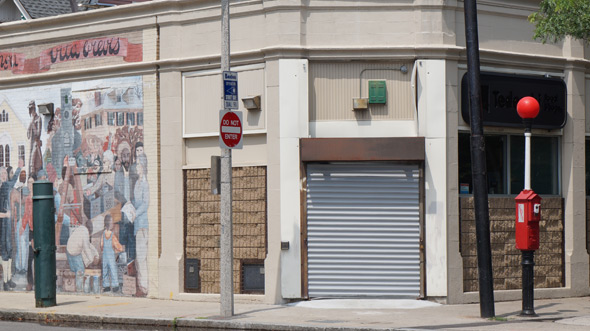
461, 72, 567, 129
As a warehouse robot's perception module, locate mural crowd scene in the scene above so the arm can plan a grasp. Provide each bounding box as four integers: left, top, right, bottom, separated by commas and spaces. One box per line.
0, 76, 147, 297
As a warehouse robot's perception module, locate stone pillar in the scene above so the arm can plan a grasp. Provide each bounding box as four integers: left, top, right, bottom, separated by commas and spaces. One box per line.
562, 37, 590, 295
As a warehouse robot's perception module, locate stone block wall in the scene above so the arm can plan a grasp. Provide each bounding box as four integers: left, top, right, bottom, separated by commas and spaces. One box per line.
460, 197, 564, 292
185, 167, 267, 293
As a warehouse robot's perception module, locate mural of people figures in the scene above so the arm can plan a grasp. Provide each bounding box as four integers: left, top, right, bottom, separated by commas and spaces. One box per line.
0, 158, 22, 290
27, 101, 43, 178
85, 150, 114, 198
23, 177, 34, 291
132, 153, 148, 297
11, 169, 28, 275
100, 214, 123, 293
0, 76, 146, 296
116, 140, 135, 263
71, 98, 83, 157
56, 156, 80, 247
129, 141, 143, 203
66, 221, 99, 274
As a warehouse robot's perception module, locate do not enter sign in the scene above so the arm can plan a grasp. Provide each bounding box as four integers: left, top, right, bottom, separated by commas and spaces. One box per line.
219, 110, 243, 149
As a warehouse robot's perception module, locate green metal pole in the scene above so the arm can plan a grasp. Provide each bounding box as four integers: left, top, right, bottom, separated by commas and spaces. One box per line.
32, 180, 56, 308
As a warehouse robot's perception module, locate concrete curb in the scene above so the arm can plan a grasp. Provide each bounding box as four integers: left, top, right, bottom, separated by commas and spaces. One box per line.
0, 310, 174, 327
176, 318, 388, 330
0, 310, 387, 330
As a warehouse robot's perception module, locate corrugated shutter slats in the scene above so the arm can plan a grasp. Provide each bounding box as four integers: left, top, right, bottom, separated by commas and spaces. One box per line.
306, 163, 420, 298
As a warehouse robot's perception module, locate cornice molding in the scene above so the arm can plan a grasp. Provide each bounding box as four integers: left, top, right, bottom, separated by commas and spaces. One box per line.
4, 44, 590, 89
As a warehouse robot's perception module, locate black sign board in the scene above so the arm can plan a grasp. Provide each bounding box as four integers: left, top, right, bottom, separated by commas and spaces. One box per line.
461, 72, 567, 129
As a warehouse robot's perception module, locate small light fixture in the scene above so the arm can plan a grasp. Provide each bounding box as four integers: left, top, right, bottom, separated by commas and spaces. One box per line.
241, 95, 261, 111
38, 103, 54, 116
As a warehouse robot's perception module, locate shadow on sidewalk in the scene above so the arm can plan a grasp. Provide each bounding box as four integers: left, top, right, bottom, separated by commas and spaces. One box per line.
207, 305, 286, 320
400, 318, 560, 330
496, 302, 579, 319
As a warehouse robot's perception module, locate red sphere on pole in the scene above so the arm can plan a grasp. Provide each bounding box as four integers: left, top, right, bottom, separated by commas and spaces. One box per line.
516, 97, 540, 119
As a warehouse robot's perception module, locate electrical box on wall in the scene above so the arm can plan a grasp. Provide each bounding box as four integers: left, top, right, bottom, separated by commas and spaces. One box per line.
185, 259, 200, 291
368, 81, 387, 104
353, 98, 368, 110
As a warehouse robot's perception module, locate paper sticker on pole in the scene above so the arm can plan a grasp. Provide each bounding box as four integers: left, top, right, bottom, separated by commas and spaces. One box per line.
219, 110, 243, 149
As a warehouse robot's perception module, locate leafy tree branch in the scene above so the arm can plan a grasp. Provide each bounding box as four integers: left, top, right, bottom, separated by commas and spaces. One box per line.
529, 0, 590, 43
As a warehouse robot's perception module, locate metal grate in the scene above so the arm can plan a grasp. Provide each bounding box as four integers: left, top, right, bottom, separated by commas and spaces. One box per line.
241, 260, 265, 294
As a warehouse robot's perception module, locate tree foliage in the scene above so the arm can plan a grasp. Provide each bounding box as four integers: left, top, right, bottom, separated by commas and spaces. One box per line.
529, 0, 590, 43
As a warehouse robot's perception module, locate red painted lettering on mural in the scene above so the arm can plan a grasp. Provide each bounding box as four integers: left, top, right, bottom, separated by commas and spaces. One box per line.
0, 36, 142, 75
0, 52, 25, 73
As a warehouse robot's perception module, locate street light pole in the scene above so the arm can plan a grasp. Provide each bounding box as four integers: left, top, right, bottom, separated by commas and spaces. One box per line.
463, 0, 495, 318
220, 0, 234, 318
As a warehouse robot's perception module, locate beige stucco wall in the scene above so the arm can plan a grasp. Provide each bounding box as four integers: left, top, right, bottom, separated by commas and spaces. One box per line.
309, 62, 414, 122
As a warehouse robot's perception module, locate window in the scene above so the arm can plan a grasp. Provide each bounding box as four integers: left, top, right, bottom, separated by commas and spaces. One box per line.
107, 112, 115, 126
0, 110, 7, 123
84, 117, 92, 130
18, 145, 24, 165
5, 145, 10, 168
137, 112, 143, 126
0, 145, 5, 167
509, 135, 559, 195
127, 112, 135, 126
117, 112, 124, 126
459, 132, 559, 195
94, 91, 102, 107
95, 113, 102, 126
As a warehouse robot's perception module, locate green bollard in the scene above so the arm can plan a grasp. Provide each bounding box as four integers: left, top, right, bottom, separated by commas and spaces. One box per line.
32, 180, 56, 308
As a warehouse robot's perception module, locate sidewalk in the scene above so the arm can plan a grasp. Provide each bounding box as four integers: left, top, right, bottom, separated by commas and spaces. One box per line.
0, 292, 589, 330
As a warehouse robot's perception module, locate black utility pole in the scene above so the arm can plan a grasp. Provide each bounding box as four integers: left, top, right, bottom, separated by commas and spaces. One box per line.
463, 0, 495, 318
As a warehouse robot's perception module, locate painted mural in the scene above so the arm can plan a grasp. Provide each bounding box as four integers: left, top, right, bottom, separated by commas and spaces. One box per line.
1, 36, 143, 75
0, 76, 147, 296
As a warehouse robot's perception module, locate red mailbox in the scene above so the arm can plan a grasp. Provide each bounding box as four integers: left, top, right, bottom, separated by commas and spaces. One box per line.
515, 190, 542, 251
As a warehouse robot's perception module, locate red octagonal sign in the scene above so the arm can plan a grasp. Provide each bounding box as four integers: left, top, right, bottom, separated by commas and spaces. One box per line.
219, 110, 243, 149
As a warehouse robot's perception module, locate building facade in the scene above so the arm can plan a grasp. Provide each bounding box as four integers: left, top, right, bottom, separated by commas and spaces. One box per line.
0, 0, 588, 304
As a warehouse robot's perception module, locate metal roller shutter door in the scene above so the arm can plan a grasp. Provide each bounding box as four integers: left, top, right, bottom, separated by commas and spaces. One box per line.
306, 163, 420, 298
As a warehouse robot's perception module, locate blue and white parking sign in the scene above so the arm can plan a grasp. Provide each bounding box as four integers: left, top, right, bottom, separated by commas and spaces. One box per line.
223, 71, 238, 110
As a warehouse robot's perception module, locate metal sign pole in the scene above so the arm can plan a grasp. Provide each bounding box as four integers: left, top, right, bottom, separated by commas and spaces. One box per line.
220, 0, 234, 317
